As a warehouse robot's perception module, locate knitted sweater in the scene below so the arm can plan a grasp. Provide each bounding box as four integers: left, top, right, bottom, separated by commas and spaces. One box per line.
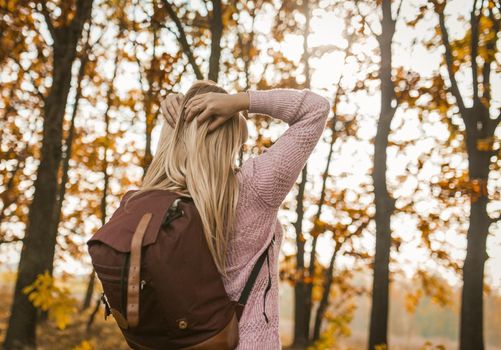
222, 88, 330, 349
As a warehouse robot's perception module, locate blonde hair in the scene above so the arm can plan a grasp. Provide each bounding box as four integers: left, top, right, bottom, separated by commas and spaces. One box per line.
126, 80, 247, 276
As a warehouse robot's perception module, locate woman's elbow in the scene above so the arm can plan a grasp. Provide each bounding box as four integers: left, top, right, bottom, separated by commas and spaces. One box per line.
306, 91, 331, 119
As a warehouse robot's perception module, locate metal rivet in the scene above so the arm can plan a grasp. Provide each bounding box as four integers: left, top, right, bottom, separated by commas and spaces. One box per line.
178, 319, 188, 330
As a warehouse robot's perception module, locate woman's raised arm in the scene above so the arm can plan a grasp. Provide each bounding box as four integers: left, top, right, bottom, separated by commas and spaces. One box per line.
242, 88, 330, 208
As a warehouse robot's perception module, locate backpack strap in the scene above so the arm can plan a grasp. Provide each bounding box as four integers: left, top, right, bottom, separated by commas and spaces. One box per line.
235, 234, 275, 321
127, 212, 153, 328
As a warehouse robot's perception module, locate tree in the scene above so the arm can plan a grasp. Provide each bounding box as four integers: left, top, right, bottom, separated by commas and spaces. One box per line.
430, 1, 501, 349
4, 1, 94, 348
354, 0, 403, 348
367, 0, 397, 346
0, 0, 46, 247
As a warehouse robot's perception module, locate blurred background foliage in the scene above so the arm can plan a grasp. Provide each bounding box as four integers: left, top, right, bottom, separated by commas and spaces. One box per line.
0, 0, 500, 349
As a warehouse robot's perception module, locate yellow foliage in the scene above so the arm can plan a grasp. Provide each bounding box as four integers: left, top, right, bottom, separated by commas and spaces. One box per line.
419, 341, 447, 350
22, 271, 78, 330
73, 340, 94, 350
405, 289, 423, 314
308, 301, 356, 350
476, 137, 495, 152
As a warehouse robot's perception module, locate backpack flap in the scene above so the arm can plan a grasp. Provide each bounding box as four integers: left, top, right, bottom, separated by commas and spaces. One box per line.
87, 189, 186, 253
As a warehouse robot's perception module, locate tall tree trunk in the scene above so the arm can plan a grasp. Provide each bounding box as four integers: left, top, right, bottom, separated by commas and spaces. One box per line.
3, 2, 93, 349
141, 22, 157, 173
208, 0, 222, 82
434, 2, 500, 348
305, 36, 353, 342
161, 0, 204, 80
292, 0, 311, 346
459, 105, 493, 350
368, 1, 396, 349
81, 271, 96, 311
81, 36, 120, 312
293, 167, 309, 348
312, 243, 339, 340
47, 31, 91, 277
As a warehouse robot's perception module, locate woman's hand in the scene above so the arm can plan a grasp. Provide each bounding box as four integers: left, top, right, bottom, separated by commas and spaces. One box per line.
160, 93, 184, 128
184, 92, 249, 133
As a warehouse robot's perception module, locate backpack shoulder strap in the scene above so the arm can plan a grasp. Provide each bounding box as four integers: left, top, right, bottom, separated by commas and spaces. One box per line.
235, 234, 275, 320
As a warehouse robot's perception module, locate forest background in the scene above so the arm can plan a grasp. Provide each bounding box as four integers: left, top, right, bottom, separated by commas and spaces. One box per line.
0, 0, 500, 349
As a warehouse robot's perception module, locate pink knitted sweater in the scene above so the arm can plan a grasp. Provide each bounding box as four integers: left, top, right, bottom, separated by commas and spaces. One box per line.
222, 88, 330, 349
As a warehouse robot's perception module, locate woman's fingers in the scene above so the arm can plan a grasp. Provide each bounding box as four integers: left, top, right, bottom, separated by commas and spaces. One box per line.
159, 93, 186, 128
174, 94, 183, 112
195, 108, 213, 126
166, 103, 177, 127
161, 99, 178, 128
160, 100, 173, 127
207, 115, 229, 133
184, 94, 204, 112
185, 103, 200, 122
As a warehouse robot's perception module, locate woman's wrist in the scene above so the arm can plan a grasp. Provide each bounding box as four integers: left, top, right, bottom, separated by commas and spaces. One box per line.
232, 92, 250, 112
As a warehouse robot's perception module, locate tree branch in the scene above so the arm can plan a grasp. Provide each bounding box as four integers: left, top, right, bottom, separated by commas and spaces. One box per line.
208, 0, 223, 82
39, 0, 56, 39
395, 0, 404, 23
0, 237, 23, 245
470, 0, 481, 104
436, 2, 467, 117
482, 4, 499, 109
490, 213, 501, 224
161, 0, 204, 80
355, 0, 380, 40
17, 61, 46, 102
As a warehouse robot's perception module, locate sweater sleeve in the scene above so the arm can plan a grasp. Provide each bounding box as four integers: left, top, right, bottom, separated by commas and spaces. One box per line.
242, 88, 330, 208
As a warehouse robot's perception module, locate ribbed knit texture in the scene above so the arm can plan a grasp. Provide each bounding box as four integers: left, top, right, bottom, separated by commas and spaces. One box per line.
222, 88, 330, 349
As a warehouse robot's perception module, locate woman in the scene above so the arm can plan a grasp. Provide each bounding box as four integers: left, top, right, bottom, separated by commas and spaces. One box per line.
142, 80, 329, 349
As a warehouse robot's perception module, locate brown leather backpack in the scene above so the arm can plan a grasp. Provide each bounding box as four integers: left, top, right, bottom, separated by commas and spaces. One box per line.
87, 189, 274, 350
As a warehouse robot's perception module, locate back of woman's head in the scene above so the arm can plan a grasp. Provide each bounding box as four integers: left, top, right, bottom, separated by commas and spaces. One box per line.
128, 80, 247, 275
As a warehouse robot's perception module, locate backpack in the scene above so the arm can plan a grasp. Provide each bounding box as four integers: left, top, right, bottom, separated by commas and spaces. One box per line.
87, 189, 274, 349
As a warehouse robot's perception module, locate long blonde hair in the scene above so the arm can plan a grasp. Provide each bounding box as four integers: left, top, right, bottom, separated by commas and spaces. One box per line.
126, 80, 247, 276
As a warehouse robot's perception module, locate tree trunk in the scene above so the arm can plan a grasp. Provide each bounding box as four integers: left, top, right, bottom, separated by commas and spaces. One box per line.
81, 271, 96, 311
459, 106, 492, 350
312, 244, 339, 340
293, 167, 309, 348
86, 293, 102, 333
368, 1, 396, 349
3, 2, 93, 349
433, 2, 500, 348
47, 39, 90, 277
305, 38, 351, 342
208, 0, 222, 82
292, 0, 312, 346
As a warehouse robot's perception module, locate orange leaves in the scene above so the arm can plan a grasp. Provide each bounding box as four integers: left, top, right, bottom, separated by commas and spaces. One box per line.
279, 264, 307, 287
417, 219, 434, 246
406, 5, 428, 28
404, 271, 453, 315
405, 289, 424, 314
22, 271, 78, 330
414, 269, 454, 309
432, 168, 491, 203
476, 137, 495, 152
419, 342, 447, 350
470, 178, 489, 203
430, 0, 446, 14
73, 341, 94, 350
221, 2, 237, 27
311, 217, 328, 238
